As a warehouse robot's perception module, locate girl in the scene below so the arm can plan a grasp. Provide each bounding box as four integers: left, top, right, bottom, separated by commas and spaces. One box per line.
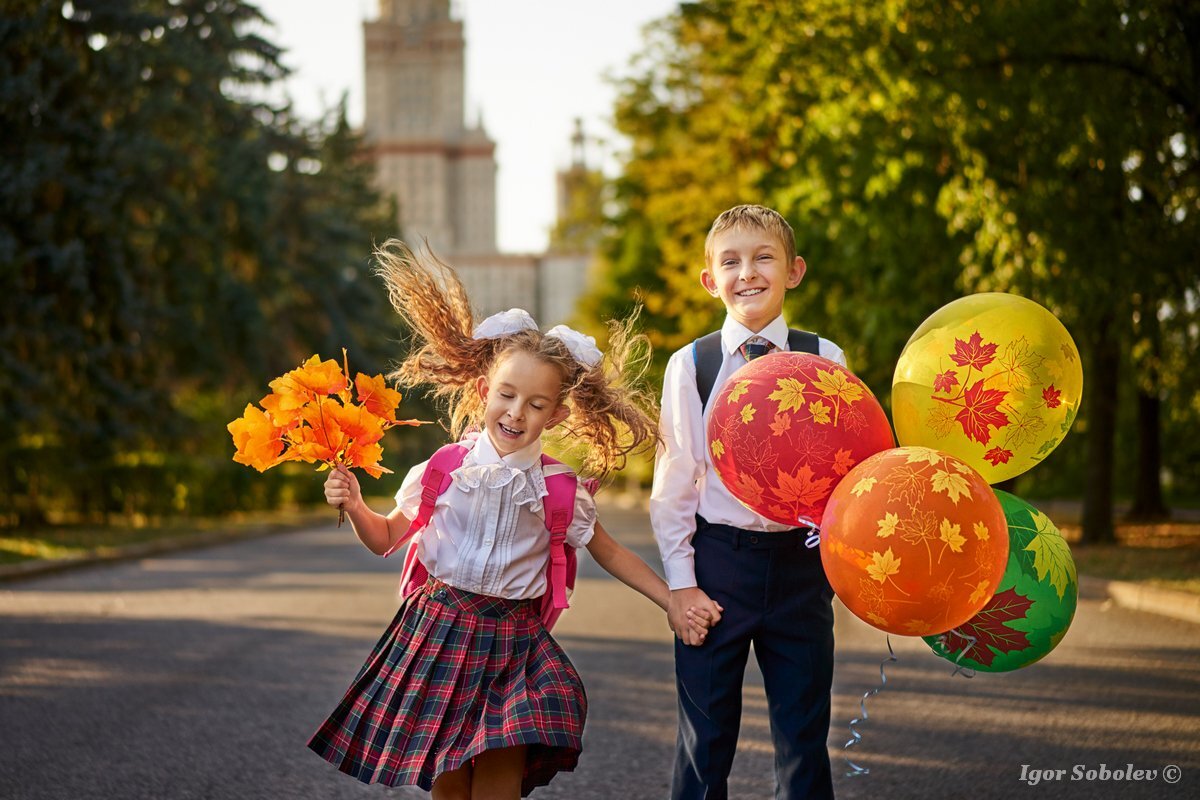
309, 241, 720, 799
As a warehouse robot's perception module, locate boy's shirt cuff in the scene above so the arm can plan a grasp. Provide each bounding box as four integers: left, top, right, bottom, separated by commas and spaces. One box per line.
663, 557, 698, 590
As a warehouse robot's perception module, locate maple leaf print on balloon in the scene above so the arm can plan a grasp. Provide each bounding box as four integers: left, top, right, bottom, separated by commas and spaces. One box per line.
949, 331, 999, 371
808, 399, 832, 425
876, 512, 900, 539
734, 473, 765, 507
931, 468, 972, 504
954, 379, 1009, 444
984, 446, 1014, 466
772, 464, 834, 509
938, 519, 966, 560
727, 380, 751, 404
850, 476, 878, 496
927, 402, 958, 438
1003, 408, 1047, 450
739, 404, 757, 424
933, 369, 959, 394
885, 463, 928, 506
905, 447, 944, 467
768, 414, 792, 437
812, 368, 865, 405
994, 337, 1045, 394
942, 589, 1034, 666
768, 378, 807, 413
1042, 384, 1063, 409
831, 448, 855, 476
1024, 509, 1077, 599
866, 547, 902, 583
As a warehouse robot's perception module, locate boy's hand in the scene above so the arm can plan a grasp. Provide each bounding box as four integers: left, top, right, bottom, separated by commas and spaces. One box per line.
669, 587, 723, 646
324, 464, 363, 514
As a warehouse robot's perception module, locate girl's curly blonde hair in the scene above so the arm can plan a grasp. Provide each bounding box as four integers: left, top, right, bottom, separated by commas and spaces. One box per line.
375, 240, 660, 478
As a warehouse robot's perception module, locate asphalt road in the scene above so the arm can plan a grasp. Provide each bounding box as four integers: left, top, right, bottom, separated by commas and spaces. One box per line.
2, 500, 1198, 799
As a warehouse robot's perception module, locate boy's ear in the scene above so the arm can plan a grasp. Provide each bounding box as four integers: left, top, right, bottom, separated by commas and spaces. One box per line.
787, 256, 808, 288
545, 403, 571, 430
700, 266, 720, 297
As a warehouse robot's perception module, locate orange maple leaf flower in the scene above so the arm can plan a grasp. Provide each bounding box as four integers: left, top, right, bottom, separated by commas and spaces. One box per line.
227, 404, 286, 472
355, 372, 403, 423
289, 355, 349, 395
230, 351, 427, 486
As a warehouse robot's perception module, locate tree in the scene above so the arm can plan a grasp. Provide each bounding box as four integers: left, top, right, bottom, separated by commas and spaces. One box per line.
586, 0, 1199, 540
1, 1, 403, 523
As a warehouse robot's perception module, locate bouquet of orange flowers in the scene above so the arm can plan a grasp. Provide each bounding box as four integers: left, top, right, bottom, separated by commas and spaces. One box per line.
227, 350, 426, 524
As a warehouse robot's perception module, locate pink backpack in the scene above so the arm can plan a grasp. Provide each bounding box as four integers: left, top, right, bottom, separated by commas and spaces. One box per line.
381, 442, 581, 629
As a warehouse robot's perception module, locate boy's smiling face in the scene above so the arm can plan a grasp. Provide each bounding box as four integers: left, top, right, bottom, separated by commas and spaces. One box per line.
701, 226, 806, 332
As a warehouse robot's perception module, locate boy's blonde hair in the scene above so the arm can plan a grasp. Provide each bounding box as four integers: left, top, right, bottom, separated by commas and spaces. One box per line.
374, 240, 660, 478
703, 204, 796, 267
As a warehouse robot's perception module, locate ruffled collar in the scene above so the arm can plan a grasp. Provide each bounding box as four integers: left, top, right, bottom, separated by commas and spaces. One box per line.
450, 433, 548, 512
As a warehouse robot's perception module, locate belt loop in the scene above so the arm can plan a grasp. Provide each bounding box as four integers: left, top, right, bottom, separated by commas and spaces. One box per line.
730, 529, 741, 550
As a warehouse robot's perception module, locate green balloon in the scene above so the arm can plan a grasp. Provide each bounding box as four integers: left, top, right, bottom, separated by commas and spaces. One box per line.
923, 490, 1077, 672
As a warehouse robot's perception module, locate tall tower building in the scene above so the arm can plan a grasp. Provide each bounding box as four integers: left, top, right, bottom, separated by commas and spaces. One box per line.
364, 0, 497, 255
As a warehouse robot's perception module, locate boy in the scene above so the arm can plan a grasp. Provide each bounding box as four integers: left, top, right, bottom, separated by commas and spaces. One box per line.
652, 205, 845, 799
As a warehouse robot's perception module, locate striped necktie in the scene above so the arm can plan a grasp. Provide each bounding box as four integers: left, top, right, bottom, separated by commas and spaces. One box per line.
740, 336, 776, 361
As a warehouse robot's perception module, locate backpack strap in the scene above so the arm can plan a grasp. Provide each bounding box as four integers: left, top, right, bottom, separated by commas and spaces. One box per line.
693, 328, 822, 410
382, 443, 469, 558
692, 331, 724, 412
540, 453, 578, 612
787, 328, 820, 355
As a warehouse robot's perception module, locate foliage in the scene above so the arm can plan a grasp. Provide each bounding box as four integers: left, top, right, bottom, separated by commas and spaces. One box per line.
0, 1, 406, 525
228, 351, 425, 476
584, 0, 1199, 537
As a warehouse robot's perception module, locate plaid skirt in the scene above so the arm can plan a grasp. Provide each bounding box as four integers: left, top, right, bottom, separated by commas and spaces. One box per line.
307, 578, 586, 795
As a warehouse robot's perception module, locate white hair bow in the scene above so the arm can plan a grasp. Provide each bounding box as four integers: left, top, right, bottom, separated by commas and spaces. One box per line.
472, 308, 603, 368
545, 325, 603, 368
472, 308, 538, 340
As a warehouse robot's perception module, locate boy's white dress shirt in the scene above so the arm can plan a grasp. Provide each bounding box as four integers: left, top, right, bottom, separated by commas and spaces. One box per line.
650, 314, 846, 590
395, 432, 595, 599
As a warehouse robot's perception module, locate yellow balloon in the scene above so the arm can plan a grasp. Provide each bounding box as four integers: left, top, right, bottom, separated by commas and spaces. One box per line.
892, 293, 1083, 483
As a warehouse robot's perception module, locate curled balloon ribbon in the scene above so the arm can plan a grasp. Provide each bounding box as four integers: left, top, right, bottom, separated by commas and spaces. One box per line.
843, 635, 897, 777
943, 627, 978, 679
799, 516, 821, 549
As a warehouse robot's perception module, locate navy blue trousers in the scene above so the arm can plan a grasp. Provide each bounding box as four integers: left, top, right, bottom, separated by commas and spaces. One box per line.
672, 516, 835, 800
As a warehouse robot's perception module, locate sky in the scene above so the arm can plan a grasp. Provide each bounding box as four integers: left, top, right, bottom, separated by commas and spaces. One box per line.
250, 0, 680, 253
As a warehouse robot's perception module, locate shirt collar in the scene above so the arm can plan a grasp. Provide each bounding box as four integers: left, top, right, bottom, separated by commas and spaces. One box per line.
720, 314, 789, 354
473, 429, 544, 472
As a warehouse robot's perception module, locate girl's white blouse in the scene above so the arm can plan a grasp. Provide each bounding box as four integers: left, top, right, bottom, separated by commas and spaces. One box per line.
394, 433, 596, 600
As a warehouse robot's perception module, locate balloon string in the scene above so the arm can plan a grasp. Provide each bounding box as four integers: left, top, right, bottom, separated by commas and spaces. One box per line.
844, 635, 897, 777
946, 627, 977, 679
799, 517, 820, 549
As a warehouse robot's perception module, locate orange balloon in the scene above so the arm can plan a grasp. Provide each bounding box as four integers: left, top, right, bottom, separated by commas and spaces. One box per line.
819, 447, 1009, 636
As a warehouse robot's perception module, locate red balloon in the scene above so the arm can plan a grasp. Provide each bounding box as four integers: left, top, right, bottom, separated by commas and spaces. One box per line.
706, 352, 894, 526
820, 447, 1010, 636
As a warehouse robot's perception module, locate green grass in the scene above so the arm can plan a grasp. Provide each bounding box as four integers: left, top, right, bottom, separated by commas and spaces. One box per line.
1059, 520, 1200, 595
0, 505, 336, 567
